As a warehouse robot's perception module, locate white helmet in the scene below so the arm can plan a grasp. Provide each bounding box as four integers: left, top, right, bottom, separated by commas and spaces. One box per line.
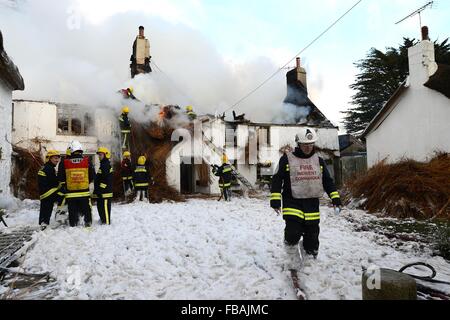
68, 140, 83, 154
296, 128, 318, 144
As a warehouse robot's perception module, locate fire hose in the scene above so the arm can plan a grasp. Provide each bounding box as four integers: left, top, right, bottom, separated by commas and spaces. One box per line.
399, 262, 450, 300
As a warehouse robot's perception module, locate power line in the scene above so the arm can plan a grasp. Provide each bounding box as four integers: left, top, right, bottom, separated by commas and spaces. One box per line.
221, 0, 364, 116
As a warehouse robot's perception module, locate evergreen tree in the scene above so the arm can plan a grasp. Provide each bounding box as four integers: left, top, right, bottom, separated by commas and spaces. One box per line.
343, 38, 450, 135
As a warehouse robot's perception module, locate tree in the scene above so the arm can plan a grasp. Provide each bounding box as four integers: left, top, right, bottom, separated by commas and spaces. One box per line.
343, 38, 450, 136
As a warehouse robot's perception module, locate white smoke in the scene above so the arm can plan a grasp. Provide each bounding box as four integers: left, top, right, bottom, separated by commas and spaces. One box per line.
0, 0, 289, 124
273, 103, 311, 125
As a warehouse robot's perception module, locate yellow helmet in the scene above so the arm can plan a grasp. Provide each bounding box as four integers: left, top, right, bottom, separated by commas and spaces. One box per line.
46, 150, 60, 161
123, 151, 131, 158
222, 154, 229, 163
97, 147, 111, 159
138, 156, 146, 166
186, 105, 193, 112
122, 106, 130, 114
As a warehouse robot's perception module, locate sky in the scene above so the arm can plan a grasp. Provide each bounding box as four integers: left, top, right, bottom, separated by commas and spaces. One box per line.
1, 0, 449, 130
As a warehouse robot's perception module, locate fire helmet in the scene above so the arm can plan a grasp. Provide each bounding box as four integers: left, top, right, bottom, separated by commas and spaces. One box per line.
295, 128, 318, 145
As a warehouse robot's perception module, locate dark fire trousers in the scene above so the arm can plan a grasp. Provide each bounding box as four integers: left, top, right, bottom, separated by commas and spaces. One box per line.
39, 193, 59, 225
68, 197, 92, 227
284, 218, 320, 254
97, 198, 112, 225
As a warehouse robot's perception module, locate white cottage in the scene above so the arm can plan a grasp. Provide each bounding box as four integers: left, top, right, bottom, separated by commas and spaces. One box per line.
12, 100, 119, 167
362, 27, 450, 167
167, 58, 340, 195
0, 31, 24, 195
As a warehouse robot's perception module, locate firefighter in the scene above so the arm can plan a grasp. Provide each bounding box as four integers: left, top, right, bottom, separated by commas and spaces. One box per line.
130, 26, 152, 78
270, 128, 342, 268
185, 106, 197, 120
94, 147, 113, 225
133, 156, 151, 202
119, 106, 131, 150
214, 155, 233, 202
121, 151, 134, 195
120, 87, 137, 100
55, 148, 71, 223
38, 150, 61, 230
58, 141, 95, 228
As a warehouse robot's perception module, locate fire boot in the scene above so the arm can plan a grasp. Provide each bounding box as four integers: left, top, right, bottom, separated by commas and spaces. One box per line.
284, 242, 302, 270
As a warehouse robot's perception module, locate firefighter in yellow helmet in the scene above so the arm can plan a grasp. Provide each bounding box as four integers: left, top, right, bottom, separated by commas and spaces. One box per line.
133, 156, 152, 201
121, 151, 134, 196
119, 106, 131, 150
185, 105, 197, 121
94, 147, 113, 225
57, 141, 96, 228
38, 150, 61, 230
213, 154, 233, 202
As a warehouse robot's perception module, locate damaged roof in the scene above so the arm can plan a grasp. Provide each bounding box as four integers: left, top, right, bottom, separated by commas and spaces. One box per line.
424, 64, 450, 99
285, 68, 335, 128
0, 31, 24, 91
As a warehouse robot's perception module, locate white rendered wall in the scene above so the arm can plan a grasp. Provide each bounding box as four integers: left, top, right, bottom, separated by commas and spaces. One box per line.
0, 79, 13, 194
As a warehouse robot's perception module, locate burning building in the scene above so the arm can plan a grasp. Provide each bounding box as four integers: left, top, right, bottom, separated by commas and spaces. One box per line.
12, 100, 119, 166
166, 60, 341, 195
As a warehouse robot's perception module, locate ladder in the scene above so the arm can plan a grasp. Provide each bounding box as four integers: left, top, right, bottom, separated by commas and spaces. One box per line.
202, 133, 256, 191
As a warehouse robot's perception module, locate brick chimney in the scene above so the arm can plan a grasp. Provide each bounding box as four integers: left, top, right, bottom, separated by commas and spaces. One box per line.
408, 26, 438, 87
295, 57, 308, 91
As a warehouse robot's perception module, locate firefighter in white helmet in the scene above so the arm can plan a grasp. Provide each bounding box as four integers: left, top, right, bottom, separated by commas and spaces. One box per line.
270, 128, 342, 268
58, 141, 96, 228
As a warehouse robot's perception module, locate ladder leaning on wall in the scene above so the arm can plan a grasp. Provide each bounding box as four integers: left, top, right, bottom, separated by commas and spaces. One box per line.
202, 133, 256, 192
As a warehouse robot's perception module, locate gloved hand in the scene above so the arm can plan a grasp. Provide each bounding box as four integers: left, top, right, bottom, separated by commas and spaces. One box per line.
270, 200, 281, 211
332, 197, 342, 207
334, 206, 342, 215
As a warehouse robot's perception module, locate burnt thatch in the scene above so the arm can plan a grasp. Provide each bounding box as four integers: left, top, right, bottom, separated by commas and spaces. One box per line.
345, 153, 450, 220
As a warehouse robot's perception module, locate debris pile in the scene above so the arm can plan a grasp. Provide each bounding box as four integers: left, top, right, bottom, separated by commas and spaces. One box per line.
345, 153, 450, 220
11, 146, 43, 200
113, 119, 185, 203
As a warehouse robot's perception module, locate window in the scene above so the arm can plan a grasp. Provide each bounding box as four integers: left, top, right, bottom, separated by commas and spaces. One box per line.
57, 105, 94, 136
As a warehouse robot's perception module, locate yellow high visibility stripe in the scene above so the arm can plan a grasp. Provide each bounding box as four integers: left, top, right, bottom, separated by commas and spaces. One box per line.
40, 187, 59, 200
57, 192, 65, 196
101, 193, 113, 199
104, 199, 110, 225
91, 194, 98, 199
330, 192, 340, 199
38, 171, 46, 177
305, 213, 321, 221
135, 183, 149, 187
271, 193, 282, 200
121, 130, 131, 133
65, 192, 91, 199
135, 169, 147, 173
223, 168, 232, 173
100, 183, 107, 189
98, 170, 103, 174
283, 208, 305, 219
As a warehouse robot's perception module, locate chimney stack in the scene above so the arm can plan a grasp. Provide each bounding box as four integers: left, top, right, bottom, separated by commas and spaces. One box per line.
295, 57, 307, 91
422, 26, 430, 41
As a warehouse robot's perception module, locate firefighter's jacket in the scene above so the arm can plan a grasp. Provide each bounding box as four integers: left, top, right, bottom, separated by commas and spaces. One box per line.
38, 162, 60, 201
94, 158, 114, 199
133, 165, 151, 189
214, 163, 233, 189
58, 154, 95, 199
119, 113, 131, 133
121, 159, 134, 181
270, 148, 341, 224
